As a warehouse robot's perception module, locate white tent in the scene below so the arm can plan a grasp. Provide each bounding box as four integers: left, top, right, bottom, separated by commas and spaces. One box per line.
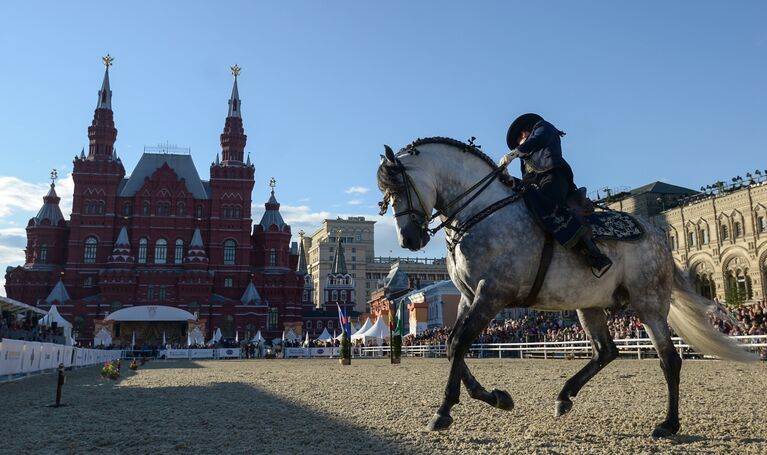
38, 305, 74, 345
189, 327, 205, 346
38, 304, 72, 329
252, 330, 265, 343
358, 317, 390, 343
285, 329, 300, 342
94, 327, 112, 347
316, 328, 333, 343
350, 318, 373, 341
303, 331, 310, 347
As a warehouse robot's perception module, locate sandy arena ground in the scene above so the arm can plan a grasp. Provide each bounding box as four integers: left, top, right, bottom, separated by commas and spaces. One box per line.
1, 358, 765, 454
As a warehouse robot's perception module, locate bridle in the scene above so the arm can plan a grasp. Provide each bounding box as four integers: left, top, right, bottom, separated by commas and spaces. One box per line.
383, 149, 518, 237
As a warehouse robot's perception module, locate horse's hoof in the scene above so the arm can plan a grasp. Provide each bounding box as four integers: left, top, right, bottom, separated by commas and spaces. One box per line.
492, 389, 514, 411
651, 421, 680, 438
426, 413, 453, 432
554, 399, 573, 417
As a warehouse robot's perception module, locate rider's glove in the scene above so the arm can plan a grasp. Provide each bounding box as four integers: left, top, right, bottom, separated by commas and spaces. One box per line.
498, 150, 519, 177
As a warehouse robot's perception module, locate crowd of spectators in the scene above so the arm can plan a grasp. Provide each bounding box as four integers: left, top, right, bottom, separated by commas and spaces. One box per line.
405, 300, 767, 348
0, 317, 65, 344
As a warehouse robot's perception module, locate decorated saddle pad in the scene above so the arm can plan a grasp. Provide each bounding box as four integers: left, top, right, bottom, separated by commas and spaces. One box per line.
587, 211, 644, 241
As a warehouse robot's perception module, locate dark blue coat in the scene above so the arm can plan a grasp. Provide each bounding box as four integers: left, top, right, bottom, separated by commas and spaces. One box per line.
515, 120, 568, 175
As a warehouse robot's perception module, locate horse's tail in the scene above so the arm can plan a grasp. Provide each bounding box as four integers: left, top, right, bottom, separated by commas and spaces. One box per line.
668, 266, 757, 362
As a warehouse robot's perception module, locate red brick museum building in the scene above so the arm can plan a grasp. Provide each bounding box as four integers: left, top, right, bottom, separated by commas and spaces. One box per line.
4, 60, 311, 344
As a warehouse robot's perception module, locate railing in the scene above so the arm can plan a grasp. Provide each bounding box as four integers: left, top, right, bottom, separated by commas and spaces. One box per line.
357, 335, 767, 360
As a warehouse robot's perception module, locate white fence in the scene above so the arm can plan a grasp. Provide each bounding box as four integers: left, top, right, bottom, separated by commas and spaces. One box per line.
0, 338, 121, 381
155, 348, 240, 360
358, 335, 767, 359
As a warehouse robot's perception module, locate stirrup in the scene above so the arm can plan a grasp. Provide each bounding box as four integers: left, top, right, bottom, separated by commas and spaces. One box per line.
589, 256, 612, 278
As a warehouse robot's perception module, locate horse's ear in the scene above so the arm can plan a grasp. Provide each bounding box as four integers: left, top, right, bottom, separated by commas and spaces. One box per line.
384, 145, 396, 164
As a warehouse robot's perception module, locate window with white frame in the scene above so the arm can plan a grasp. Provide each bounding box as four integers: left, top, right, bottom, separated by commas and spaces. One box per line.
155, 239, 167, 264
84, 237, 97, 263
174, 239, 184, 264
138, 238, 148, 263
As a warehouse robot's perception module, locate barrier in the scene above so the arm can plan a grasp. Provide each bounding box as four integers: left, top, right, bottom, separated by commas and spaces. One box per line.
355, 335, 767, 359
156, 348, 238, 359
0, 338, 121, 382
285, 347, 340, 358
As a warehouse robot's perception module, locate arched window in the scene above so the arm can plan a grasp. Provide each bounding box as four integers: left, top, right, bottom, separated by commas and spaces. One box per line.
174, 239, 184, 264
267, 308, 278, 330
39, 244, 48, 263
721, 224, 729, 240
177, 203, 185, 217
332, 290, 338, 301
196, 205, 203, 218
84, 237, 97, 263
340, 290, 347, 302
317, 320, 323, 330
269, 248, 277, 266
223, 240, 236, 265
123, 203, 132, 216
234, 206, 241, 218
155, 239, 167, 264
143, 201, 150, 215
138, 238, 148, 263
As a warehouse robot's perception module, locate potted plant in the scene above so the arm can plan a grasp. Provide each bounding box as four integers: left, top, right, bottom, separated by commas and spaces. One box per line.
339, 332, 351, 365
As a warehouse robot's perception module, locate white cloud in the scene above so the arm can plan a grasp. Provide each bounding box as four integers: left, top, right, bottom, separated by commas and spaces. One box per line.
347, 199, 363, 206
345, 186, 370, 194
0, 173, 74, 219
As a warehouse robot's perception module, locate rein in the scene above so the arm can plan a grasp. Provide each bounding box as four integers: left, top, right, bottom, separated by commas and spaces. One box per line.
389, 149, 518, 240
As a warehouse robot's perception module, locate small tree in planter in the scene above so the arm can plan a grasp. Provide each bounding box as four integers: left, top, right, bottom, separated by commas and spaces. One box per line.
339, 332, 351, 365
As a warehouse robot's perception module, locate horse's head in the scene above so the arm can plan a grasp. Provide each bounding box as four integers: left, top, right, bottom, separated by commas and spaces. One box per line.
377, 145, 434, 251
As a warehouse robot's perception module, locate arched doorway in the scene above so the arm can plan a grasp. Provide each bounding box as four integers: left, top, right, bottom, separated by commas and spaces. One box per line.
690, 261, 716, 300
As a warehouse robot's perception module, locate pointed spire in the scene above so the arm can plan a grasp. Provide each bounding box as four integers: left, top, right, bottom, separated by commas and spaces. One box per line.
87, 55, 117, 161
184, 227, 209, 268
220, 64, 247, 165
46, 279, 71, 304
240, 281, 263, 305
109, 226, 135, 264
246, 153, 251, 166
258, 180, 288, 231
330, 231, 348, 275
96, 54, 113, 110
80, 148, 85, 159
216, 153, 220, 165
228, 65, 242, 118
34, 170, 64, 226
296, 231, 308, 275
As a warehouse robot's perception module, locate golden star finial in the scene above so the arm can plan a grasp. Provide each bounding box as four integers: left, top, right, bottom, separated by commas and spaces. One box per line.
102, 54, 114, 68
231, 64, 241, 79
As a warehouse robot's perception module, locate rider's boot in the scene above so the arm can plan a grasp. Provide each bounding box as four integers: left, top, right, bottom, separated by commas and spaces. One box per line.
577, 235, 612, 278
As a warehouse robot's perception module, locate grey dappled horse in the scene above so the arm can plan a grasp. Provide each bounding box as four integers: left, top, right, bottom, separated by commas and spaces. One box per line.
376, 137, 755, 438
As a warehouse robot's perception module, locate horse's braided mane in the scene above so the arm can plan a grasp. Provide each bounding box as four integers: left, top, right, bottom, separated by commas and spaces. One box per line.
377, 136, 513, 215
401, 137, 499, 171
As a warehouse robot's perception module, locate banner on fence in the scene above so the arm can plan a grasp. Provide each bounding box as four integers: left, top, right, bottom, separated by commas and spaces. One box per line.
216, 348, 240, 358
1, 339, 120, 378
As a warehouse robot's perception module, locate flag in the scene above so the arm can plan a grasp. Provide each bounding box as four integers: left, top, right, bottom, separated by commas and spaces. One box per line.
336, 303, 347, 333
395, 300, 404, 336
162, 331, 166, 346
131, 331, 136, 348
388, 302, 394, 333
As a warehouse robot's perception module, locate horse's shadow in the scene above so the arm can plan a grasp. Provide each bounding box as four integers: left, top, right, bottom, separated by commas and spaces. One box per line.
615, 433, 707, 444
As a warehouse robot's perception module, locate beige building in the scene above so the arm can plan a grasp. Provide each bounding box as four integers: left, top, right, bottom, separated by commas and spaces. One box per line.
604, 179, 767, 304
304, 217, 450, 313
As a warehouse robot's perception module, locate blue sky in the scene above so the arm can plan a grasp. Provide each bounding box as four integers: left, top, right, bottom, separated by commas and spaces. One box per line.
0, 1, 765, 294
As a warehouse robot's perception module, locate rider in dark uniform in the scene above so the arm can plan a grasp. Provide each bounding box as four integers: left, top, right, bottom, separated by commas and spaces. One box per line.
499, 113, 612, 277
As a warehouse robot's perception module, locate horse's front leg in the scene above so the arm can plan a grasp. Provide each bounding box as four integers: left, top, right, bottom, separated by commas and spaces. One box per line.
427, 280, 501, 431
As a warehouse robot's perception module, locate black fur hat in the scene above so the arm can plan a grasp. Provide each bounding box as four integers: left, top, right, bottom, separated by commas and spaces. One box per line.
506, 113, 543, 150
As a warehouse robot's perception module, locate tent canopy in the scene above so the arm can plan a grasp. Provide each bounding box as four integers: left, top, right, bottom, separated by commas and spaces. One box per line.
0, 296, 47, 315
106, 305, 195, 322
253, 330, 265, 342
351, 318, 373, 341
359, 317, 390, 339
38, 305, 72, 328
285, 329, 300, 341
316, 328, 333, 342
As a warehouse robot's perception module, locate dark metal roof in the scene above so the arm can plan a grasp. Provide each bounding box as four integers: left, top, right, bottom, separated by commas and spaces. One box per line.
120, 153, 209, 199
630, 181, 697, 196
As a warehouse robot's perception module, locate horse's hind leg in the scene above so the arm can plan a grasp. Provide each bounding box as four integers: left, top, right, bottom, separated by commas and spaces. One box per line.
555, 308, 618, 417
427, 280, 498, 431
635, 310, 682, 438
